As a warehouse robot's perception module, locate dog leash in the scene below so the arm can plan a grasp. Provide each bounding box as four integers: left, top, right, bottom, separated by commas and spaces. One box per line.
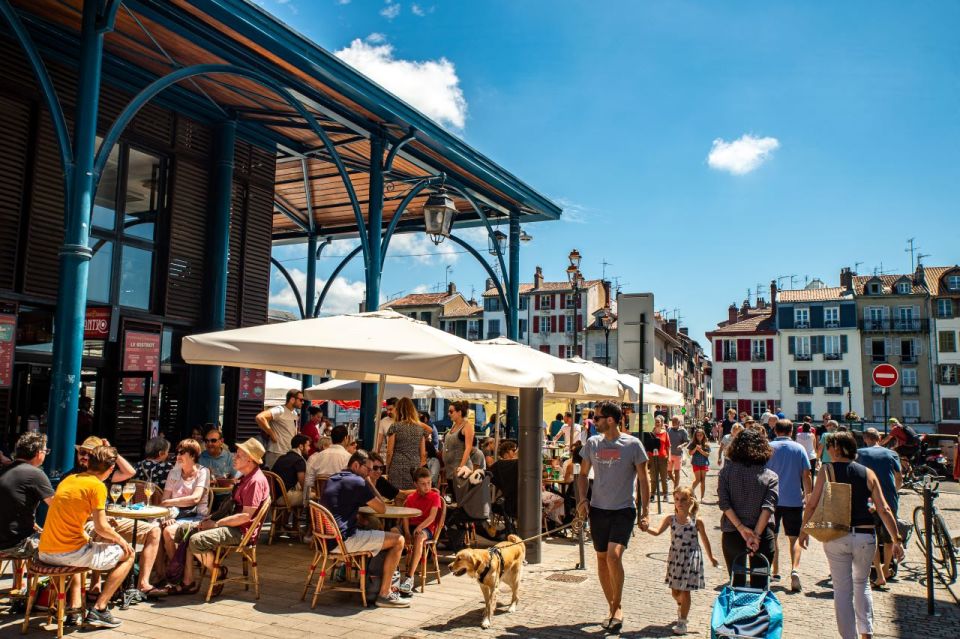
491, 513, 587, 550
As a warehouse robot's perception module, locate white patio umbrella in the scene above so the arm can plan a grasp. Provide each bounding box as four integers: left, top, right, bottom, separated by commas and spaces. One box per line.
564, 357, 684, 406
304, 378, 491, 401
265, 371, 303, 401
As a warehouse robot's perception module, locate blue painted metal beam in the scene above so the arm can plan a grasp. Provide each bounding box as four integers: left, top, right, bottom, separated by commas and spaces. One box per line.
314, 244, 363, 317
383, 127, 416, 173
270, 256, 305, 319
447, 235, 509, 314
507, 211, 522, 437
444, 181, 511, 294
274, 200, 310, 233
378, 176, 440, 265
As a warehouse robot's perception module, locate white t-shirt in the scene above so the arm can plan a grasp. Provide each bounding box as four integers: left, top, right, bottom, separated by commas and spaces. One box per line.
268, 405, 299, 455
165, 464, 211, 517
796, 431, 817, 458
377, 416, 394, 457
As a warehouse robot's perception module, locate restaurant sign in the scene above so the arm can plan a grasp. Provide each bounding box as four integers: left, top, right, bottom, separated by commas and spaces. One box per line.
84, 307, 112, 340
0, 314, 16, 388
239, 368, 266, 401
122, 330, 161, 395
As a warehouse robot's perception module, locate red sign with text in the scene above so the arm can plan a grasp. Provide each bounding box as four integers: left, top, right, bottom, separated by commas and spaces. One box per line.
0, 314, 15, 388
84, 307, 111, 339
123, 331, 161, 395
872, 364, 899, 388
239, 368, 266, 401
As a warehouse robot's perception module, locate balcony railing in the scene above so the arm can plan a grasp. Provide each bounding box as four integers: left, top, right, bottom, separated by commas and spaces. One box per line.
824, 352, 842, 360
937, 311, 955, 319
467, 330, 480, 340
901, 354, 918, 364
795, 321, 810, 329
486, 331, 501, 339
871, 354, 888, 363
751, 353, 767, 362
902, 385, 919, 395
860, 318, 930, 333
794, 353, 813, 361
795, 386, 814, 395
872, 385, 884, 394
825, 386, 843, 395
824, 320, 840, 329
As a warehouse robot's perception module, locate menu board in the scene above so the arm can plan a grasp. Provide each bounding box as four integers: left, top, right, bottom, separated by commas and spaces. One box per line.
239, 368, 266, 401
0, 314, 15, 388
122, 330, 161, 395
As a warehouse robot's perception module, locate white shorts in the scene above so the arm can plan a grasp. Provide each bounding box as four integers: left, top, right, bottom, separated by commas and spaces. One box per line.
40, 542, 123, 572
340, 529, 385, 555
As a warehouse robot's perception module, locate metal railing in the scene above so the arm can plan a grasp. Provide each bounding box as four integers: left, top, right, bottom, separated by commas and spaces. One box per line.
860, 318, 930, 333
824, 352, 842, 360
795, 321, 810, 329
825, 386, 843, 395
751, 353, 767, 362
902, 384, 920, 395
871, 354, 888, 363
901, 354, 918, 364
795, 386, 814, 395
825, 320, 840, 328
794, 353, 813, 361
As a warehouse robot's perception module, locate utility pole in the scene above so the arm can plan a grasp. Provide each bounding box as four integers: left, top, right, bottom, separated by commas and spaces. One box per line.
905, 238, 918, 271
854, 261, 864, 274
602, 259, 612, 281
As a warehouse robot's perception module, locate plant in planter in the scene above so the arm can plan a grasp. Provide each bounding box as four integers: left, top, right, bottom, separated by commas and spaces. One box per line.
843, 411, 860, 423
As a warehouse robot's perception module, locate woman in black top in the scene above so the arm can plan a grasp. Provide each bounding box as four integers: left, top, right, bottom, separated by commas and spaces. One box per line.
799, 431, 903, 639
716, 429, 778, 587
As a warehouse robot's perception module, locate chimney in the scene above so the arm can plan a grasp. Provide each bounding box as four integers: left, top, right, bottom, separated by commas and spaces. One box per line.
534, 266, 544, 289
469, 297, 478, 307
840, 267, 853, 292
485, 277, 495, 292
667, 318, 678, 337
756, 297, 766, 309
740, 299, 750, 318
769, 279, 778, 315
447, 281, 456, 295
602, 280, 611, 307
679, 327, 689, 336
914, 262, 925, 286
728, 304, 738, 325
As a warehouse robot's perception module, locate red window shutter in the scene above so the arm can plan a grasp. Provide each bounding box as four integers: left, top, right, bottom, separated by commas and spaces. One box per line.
577, 314, 583, 330
723, 369, 737, 391
576, 292, 582, 308
533, 316, 539, 333
539, 345, 550, 353
557, 345, 564, 358
766, 338, 774, 361
738, 399, 751, 416
551, 315, 557, 332
715, 399, 724, 419
535, 295, 540, 310
737, 339, 750, 361
715, 340, 722, 361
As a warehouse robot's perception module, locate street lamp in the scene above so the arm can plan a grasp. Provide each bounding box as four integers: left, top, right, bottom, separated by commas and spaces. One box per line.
488, 229, 507, 256
423, 188, 456, 245
566, 251, 583, 359
568, 248, 581, 270
519, 229, 533, 243
599, 307, 615, 367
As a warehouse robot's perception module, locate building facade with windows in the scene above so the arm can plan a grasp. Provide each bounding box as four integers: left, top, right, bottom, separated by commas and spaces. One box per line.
853, 270, 934, 424
924, 265, 960, 427
776, 280, 863, 422
380, 283, 472, 331
706, 295, 780, 422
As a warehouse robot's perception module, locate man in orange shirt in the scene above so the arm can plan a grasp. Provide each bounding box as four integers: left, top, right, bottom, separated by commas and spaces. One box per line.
39, 446, 134, 629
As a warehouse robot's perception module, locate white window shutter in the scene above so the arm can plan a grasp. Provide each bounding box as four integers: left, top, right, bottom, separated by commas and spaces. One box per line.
914, 338, 922, 355
893, 339, 901, 355
885, 337, 893, 355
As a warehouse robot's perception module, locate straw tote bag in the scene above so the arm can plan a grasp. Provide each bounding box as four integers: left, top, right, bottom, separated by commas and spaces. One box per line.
804, 462, 851, 542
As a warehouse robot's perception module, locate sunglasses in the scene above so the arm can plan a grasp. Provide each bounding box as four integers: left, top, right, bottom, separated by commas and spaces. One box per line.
176, 449, 190, 455
204, 438, 221, 444
448, 409, 456, 414
371, 464, 385, 472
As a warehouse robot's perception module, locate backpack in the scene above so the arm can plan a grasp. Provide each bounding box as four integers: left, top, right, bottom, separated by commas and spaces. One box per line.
363, 550, 387, 605
902, 425, 920, 446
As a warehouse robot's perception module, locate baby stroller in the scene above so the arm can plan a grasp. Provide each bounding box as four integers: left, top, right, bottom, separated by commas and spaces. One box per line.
444, 469, 492, 550
711, 553, 783, 639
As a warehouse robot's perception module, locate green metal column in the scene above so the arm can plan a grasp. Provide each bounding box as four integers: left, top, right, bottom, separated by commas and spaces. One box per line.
507, 212, 521, 437
359, 131, 385, 448
46, 1, 106, 474
302, 233, 317, 391
190, 119, 236, 428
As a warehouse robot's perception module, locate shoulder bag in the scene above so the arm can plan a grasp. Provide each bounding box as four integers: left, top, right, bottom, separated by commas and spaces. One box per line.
803, 462, 851, 542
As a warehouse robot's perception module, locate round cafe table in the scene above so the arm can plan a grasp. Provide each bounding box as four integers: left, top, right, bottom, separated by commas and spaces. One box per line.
211, 485, 233, 495
105, 504, 170, 608
359, 505, 421, 519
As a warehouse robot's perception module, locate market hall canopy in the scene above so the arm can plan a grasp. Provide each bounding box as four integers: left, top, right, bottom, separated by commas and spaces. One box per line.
305, 379, 492, 401
9, 0, 562, 240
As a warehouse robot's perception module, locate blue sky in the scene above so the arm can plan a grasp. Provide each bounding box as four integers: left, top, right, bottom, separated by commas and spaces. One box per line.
262, 0, 960, 346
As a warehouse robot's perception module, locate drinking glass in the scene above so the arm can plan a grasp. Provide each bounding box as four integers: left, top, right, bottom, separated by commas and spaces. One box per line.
121, 483, 135, 507
143, 482, 155, 504
109, 484, 122, 505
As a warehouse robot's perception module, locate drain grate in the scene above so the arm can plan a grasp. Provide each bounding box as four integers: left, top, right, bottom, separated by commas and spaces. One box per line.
545, 573, 588, 583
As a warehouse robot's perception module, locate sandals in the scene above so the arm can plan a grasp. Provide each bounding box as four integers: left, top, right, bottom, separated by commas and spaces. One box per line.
211, 566, 228, 597
163, 581, 200, 596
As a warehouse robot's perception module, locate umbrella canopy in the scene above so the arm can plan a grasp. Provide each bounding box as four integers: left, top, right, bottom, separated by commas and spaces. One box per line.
565, 357, 685, 406
304, 379, 491, 401
265, 371, 303, 401
182, 310, 556, 394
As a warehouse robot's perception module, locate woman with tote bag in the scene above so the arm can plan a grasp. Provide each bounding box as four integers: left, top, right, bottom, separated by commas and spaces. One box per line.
798, 431, 904, 639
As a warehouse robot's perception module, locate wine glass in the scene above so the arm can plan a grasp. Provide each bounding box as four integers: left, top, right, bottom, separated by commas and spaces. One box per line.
121, 483, 135, 507
143, 482, 155, 505
109, 484, 122, 506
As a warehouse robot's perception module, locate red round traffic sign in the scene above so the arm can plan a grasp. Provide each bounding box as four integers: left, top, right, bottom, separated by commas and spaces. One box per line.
872, 364, 899, 388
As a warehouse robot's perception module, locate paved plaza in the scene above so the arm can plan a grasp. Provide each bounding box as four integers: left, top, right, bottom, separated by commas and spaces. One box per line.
2, 460, 959, 639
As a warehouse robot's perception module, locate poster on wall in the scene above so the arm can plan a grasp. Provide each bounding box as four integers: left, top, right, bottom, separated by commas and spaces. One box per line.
0, 314, 16, 388
239, 368, 266, 401
122, 330, 161, 395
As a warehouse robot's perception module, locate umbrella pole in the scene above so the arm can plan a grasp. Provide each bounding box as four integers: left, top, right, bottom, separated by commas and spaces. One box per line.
374, 374, 386, 449
494, 392, 502, 460
571, 398, 585, 569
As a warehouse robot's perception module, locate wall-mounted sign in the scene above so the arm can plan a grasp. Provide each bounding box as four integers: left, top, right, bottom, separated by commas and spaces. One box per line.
239, 368, 266, 401
122, 330, 161, 395
84, 307, 112, 340
0, 314, 16, 388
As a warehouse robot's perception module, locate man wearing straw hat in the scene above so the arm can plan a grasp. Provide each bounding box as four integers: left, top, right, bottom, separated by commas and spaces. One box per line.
170, 438, 269, 596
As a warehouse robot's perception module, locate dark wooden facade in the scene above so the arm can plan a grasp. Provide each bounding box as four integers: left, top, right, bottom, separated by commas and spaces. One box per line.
0, 36, 275, 458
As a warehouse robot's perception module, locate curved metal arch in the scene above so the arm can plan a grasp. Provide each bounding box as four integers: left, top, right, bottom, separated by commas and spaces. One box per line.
0, 1, 73, 179
314, 244, 364, 317
378, 176, 441, 265
443, 182, 510, 293
93, 63, 369, 260
447, 234, 509, 313
270, 257, 305, 319
383, 127, 416, 173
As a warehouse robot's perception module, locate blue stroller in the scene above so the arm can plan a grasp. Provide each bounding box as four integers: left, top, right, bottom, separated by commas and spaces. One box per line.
711, 553, 783, 639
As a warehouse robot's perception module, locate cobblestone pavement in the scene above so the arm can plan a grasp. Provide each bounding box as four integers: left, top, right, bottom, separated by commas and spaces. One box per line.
1, 458, 957, 639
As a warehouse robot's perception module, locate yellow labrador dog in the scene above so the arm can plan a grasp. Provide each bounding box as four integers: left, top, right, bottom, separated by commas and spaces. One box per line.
449, 535, 525, 629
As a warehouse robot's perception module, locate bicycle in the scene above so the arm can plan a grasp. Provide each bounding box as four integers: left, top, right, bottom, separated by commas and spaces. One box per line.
911, 478, 958, 584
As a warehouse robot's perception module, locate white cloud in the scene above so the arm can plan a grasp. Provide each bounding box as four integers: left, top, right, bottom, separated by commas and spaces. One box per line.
380, 1, 401, 19
365, 32, 386, 44
707, 134, 780, 175
411, 3, 426, 16
337, 0, 351, 4
269, 267, 366, 316
335, 37, 467, 129
552, 197, 593, 224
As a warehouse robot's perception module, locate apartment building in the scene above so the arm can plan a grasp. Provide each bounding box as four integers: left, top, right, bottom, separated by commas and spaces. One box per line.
924, 265, 960, 426
706, 294, 780, 421
776, 276, 864, 421
380, 282, 474, 329
852, 270, 934, 424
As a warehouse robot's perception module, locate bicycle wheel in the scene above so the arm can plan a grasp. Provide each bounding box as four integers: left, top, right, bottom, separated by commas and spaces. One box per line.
914, 506, 929, 556
934, 514, 958, 584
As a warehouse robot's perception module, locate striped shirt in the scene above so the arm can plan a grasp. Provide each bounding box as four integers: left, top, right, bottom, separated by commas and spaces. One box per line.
717, 461, 779, 533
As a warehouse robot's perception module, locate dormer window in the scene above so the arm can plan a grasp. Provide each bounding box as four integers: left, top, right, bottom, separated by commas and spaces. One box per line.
896, 282, 910, 295
868, 283, 882, 295
794, 307, 810, 328
948, 275, 960, 291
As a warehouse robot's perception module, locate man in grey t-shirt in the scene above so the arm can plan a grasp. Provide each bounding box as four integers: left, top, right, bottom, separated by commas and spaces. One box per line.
667, 416, 689, 489
577, 401, 649, 632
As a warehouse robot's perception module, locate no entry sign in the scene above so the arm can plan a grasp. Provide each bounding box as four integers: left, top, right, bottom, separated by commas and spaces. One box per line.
872, 364, 899, 388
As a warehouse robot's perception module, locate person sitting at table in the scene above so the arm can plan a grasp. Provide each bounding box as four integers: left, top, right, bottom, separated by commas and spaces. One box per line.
317, 436, 332, 453
321, 449, 409, 607
167, 438, 269, 596
425, 441, 443, 487
398, 468, 443, 595
367, 452, 401, 502
272, 434, 310, 506
159, 438, 210, 560
0, 432, 54, 561
38, 445, 135, 629
480, 437, 497, 468
70, 437, 162, 598
490, 440, 519, 523
304, 425, 352, 506
134, 437, 175, 486
551, 412, 581, 445
198, 428, 238, 480
301, 407, 324, 457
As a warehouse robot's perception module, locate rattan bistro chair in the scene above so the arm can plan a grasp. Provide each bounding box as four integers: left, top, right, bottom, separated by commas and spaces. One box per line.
21, 560, 87, 638
406, 490, 447, 593
302, 501, 373, 608
263, 470, 304, 544
203, 496, 271, 602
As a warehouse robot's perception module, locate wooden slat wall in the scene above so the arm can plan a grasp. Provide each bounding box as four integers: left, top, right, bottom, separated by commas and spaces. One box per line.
240, 186, 272, 327
0, 95, 32, 290
23, 115, 67, 300
165, 158, 209, 323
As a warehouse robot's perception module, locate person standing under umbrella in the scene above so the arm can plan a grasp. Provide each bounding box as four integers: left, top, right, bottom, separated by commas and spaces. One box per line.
386, 398, 427, 490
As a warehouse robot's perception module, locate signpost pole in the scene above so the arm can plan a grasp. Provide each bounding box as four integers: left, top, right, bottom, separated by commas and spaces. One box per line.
883, 388, 888, 436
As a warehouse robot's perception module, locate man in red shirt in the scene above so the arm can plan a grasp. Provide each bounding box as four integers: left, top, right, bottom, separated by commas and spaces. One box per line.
399, 468, 442, 595
881, 418, 917, 475
301, 406, 323, 457
646, 416, 670, 500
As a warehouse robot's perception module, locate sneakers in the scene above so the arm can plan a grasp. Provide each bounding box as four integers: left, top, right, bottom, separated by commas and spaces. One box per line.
64, 612, 81, 627
790, 570, 802, 592
771, 574, 781, 582
398, 576, 414, 595
376, 591, 410, 608
672, 619, 687, 635
84, 607, 121, 629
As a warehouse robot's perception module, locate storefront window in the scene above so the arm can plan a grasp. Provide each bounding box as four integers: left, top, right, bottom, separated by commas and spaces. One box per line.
87, 239, 113, 304
123, 148, 161, 241
92, 143, 119, 231
119, 245, 153, 309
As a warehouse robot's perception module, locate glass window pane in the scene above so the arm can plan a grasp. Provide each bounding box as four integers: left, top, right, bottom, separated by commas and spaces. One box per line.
86, 239, 113, 303
119, 245, 153, 309
123, 148, 162, 241
93, 139, 120, 230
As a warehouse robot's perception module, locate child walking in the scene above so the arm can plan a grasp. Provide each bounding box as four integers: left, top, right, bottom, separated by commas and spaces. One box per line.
687, 428, 711, 501
647, 487, 719, 635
